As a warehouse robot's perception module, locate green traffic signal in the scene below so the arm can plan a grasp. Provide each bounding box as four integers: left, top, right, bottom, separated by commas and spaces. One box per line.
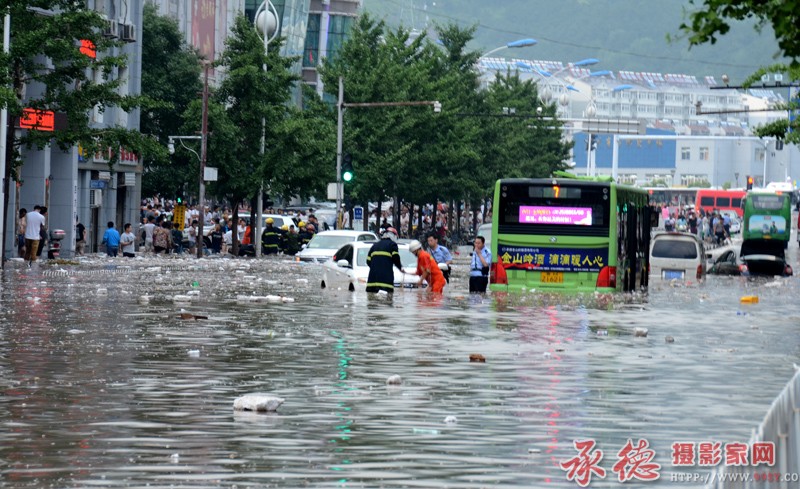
342, 153, 354, 182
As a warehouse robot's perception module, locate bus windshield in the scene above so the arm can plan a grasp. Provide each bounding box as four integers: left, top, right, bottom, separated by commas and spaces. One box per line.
499, 183, 609, 231
751, 194, 786, 210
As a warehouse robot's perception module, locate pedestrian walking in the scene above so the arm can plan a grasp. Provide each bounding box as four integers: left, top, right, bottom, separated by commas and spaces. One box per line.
426, 232, 453, 283
120, 223, 136, 258
24, 206, 46, 266
75, 217, 86, 256
102, 221, 120, 257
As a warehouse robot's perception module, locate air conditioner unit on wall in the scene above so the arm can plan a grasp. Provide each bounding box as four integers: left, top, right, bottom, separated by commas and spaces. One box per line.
121, 23, 136, 43
103, 19, 119, 38
90, 189, 103, 207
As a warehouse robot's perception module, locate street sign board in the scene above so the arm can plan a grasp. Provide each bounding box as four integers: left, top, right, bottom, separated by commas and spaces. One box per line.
353, 206, 363, 220
204, 167, 218, 181
327, 182, 343, 200
584, 118, 646, 135
90, 179, 107, 189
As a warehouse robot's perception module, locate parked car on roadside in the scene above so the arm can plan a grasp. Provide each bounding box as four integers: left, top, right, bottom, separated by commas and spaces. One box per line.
295, 230, 378, 262
321, 242, 419, 291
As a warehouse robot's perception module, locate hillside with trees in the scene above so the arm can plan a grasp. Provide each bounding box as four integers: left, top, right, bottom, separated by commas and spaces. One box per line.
362, 0, 786, 83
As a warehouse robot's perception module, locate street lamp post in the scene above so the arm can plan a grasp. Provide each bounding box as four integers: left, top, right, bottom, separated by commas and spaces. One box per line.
253, 1, 280, 257
483, 38, 537, 57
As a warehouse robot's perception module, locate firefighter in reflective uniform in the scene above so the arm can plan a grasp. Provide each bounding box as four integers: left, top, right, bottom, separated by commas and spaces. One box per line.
299, 222, 314, 247
278, 224, 289, 253
366, 227, 403, 293
261, 217, 280, 255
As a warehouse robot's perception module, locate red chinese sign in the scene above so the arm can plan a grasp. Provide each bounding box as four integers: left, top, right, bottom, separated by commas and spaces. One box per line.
560, 439, 606, 487
612, 438, 661, 482
79, 39, 96, 59
20, 108, 55, 131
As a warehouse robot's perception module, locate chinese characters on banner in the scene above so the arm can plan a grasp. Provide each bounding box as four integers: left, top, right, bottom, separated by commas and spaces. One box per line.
560, 439, 775, 486
497, 245, 608, 273
518, 206, 593, 226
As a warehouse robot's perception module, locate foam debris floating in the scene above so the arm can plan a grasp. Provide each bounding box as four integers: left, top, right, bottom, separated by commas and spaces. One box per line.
740, 295, 759, 304
386, 375, 402, 385
188, 350, 200, 357
233, 394, 285, 412
634, 327, 648, 337
444, 415, 458, 424
173, 295, 193, 303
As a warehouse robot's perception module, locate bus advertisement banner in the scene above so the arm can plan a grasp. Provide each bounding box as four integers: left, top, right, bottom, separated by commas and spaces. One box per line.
498, 245, 609, 273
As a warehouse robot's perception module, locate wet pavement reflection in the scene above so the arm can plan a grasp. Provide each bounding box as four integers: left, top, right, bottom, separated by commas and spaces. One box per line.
0, 249, 799, 488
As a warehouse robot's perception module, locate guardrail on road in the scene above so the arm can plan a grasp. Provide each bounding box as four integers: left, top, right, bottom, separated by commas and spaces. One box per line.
706, 366, 800, 488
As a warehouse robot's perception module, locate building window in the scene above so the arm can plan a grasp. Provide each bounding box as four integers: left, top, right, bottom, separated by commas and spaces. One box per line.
327, 15, 354, 61
681, 174, 710, 187
303, 14, 320, 67
699, 147, 709, 160
681, 147, 690, 160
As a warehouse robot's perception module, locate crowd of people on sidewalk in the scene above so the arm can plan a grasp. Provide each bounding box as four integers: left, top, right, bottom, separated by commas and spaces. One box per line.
660, 205, 735, 245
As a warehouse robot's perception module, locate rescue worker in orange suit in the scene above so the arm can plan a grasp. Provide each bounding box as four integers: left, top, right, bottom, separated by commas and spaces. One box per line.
407, 239, 446, 293
366, 227, 403, 293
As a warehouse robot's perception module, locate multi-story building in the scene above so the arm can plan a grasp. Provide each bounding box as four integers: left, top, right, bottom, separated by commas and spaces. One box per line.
478, 57, 800, 189
5, 0, 145, 259
151, 0, 360, 99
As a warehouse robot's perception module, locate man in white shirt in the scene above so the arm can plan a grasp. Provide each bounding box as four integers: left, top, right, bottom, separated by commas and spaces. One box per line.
24, 205, 46, 265
120, 223, 137, 257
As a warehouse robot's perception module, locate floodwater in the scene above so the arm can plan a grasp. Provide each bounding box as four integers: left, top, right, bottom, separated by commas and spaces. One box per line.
0, 245, 798, 488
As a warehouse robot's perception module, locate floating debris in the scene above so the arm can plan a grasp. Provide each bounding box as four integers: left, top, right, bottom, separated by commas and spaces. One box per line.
232, 394, 284, 412
740, 295, 759, 304
179, 313, 208, 320
469, 353, 486, 363
187, 350, 200, 357
634, 327, 648, 337
386, 375, 402, 385
665, 336, 675, 343
443, 415, 458, 424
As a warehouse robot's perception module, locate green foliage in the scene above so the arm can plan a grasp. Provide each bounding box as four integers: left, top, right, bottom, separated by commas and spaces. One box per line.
140, 3, 203, 197
1, 1, 156, 178
319, 15, 570, 208
680, 0, 800, 63
364, 0, 783, 82
722, 181, 732, 190
678, 2, 800, 143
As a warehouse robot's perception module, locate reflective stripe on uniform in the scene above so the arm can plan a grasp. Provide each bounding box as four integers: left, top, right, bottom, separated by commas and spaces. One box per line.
367, 282, 395, 289
370, 250, 396, 258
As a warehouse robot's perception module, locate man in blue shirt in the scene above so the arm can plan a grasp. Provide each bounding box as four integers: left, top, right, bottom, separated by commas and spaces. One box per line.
426, 233, 452, 283
102, 221, 121, 257
469, 235, 492, 293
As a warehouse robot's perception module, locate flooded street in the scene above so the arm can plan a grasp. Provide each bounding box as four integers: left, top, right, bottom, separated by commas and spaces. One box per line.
1, 248, 799, 488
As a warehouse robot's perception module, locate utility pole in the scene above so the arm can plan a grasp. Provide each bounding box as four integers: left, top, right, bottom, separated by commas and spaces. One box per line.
335, 77, 344, 221
197, 63, 209, 259
0, 13, 10, 266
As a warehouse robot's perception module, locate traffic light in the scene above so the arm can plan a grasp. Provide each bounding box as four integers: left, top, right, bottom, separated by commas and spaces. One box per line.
746, 175, 754, 190
586, 134, 598, 151
342, 153, 354, 182
177, 196, 182, 204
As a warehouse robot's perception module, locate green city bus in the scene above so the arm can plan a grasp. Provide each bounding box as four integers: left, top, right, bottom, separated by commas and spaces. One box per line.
741, 190, 792, 256
489, 174, 654, 293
